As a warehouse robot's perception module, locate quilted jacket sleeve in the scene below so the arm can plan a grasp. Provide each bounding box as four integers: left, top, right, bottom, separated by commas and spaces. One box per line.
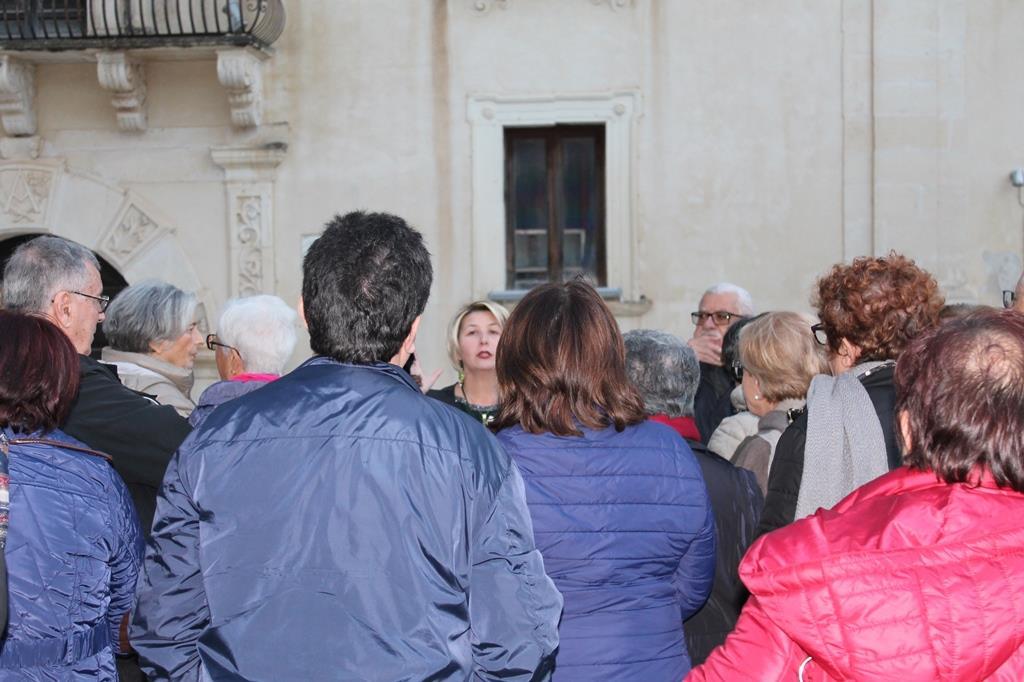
686, 595, 805, 681
673, 492, 717, 619
107, 469, 143, 653
469, 461, 563, 680
130, 448, 208, 681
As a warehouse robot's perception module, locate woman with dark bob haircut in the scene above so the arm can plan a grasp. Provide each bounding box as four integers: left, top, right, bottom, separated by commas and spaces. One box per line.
758, 252, 944, 534
0, 311, 142, 679
494, 281, 716, 680
690, 308, 1024, 679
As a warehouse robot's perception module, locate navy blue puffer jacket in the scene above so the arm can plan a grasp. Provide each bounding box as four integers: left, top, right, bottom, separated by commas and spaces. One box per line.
496, 421, 716, 681
132, 358, 563, 681
0, 428, 142, 680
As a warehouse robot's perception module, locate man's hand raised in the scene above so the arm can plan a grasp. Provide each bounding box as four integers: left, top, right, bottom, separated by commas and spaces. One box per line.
688, 333, 724, 366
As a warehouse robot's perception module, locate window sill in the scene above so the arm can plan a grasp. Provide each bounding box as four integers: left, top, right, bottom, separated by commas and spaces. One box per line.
487, 288, 652, 317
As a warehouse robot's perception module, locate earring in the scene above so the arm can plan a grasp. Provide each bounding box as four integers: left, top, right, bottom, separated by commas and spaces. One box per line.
457, 361, 464, 385
754, 394, 761, 401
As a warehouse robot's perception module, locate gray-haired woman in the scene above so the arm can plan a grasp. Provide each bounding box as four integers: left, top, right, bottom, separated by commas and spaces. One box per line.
101, 280, 203, 418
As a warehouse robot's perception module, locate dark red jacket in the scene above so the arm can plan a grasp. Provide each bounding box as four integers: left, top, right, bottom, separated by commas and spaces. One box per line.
689, 466, 1024, 681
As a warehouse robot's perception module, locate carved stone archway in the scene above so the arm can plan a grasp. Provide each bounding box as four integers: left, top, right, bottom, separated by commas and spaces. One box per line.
0, 159, 213, 332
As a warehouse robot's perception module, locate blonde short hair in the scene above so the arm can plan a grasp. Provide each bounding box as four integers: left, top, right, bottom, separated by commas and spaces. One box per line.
446, 300, 510, 368
739, 311, 830, 403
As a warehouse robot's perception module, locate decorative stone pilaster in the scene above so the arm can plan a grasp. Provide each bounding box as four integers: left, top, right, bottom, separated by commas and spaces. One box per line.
211, 144, 287, 297
0, 56, 37, 137
96, 52, 147, 132
216, 48, 266, 129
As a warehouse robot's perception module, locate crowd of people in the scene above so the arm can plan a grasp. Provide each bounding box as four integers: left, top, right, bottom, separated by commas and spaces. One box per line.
0, 212, 1022, 680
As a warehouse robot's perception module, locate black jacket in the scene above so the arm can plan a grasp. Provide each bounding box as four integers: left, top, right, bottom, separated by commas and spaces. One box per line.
683, 438, 763, 665
694, 362, 736, 445
756, 364, 900, 537
62, 355, 192, 532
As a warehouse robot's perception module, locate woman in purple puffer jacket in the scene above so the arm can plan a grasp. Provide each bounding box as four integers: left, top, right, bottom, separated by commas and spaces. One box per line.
493, 281, 716, 681
0, 311, 141, 680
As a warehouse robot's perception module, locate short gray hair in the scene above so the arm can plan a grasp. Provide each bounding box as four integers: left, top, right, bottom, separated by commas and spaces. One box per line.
3, 236, 100, 313
103, 280, 197, 352
703, 282, 755, 316
623, 329, 700, 418
218, 295, 297, 374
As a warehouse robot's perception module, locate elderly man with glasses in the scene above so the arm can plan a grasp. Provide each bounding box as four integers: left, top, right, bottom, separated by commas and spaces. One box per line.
688, 282, 755, 445
3, 235, 192, 681
2, 236, 191, 534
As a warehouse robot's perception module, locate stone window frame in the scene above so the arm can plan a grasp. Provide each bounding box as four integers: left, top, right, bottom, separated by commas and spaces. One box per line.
467, 91, 642, 306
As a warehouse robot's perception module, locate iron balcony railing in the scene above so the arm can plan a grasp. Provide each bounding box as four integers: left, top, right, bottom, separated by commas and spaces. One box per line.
0, 0, 285, 50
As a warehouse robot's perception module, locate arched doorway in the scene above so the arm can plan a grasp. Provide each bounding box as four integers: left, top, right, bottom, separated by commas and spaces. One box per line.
0, 233, 130, 357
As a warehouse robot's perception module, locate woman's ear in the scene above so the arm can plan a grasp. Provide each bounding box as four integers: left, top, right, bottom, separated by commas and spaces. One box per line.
829, 338, 862, 374
898, 410, 913, 454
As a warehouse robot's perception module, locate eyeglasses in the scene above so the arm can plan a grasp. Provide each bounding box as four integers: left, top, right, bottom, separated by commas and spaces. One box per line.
730, 361, 743, 383
1004, 290, 1017, 309
206, 333, 241, 358
691, 310, 745, 327
811, 323, 828, 346
55, 290, 110, 312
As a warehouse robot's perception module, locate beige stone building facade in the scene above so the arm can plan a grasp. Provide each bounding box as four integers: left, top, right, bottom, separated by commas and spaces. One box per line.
1, 0, 1022, 389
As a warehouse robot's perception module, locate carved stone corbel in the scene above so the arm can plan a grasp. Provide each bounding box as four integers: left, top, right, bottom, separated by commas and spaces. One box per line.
216, 49, 265, 129
0, 56, 37, 137
96, 52, 147, 132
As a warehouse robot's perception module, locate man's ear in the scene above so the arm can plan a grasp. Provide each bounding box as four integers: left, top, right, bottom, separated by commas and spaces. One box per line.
297, 296, 308, 330
404, 316, 422, 356
47, 290, 74, 331
389, 315, 422, 367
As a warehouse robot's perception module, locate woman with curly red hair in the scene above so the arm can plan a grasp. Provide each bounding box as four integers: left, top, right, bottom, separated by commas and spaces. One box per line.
757, 252, 944, 534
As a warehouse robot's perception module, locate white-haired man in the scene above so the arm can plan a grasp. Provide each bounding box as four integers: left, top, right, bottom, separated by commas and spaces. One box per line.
688, 283, 754, 444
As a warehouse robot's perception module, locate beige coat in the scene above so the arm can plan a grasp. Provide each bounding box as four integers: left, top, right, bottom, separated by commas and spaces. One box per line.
100, 348, 195, 418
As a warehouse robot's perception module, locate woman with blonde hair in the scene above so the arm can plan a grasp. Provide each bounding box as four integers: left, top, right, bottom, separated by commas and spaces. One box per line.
730, 312, 829, 494
427, 300, 509, 425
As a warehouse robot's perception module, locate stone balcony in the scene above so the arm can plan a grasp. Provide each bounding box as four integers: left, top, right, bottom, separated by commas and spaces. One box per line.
0, 0, 284, 52
0, 1, 286, 134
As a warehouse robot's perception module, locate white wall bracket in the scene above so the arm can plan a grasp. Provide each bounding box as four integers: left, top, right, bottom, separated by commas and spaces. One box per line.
96, 51, 147, 132
216, 48, 266, 129
0, 56, 37, 137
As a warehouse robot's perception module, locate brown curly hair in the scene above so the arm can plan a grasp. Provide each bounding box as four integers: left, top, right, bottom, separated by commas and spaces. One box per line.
814, 252, 944, 362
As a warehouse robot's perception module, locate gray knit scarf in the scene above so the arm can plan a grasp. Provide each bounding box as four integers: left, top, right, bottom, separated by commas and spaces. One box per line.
794, 361, 893, 520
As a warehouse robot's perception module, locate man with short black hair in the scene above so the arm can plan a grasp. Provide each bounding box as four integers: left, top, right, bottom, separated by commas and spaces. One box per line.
132, 211, 563, 680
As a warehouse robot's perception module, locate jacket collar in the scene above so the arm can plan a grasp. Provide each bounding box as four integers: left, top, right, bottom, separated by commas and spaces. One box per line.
100, 347, 195, 395
300, 356, 421, 393
833, 464, 1009, 513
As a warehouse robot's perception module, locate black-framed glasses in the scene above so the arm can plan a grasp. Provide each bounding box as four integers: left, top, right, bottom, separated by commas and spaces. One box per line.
1004, 290, 1017, 309
730, 361, 743, 383
65, 290, 110, 312
811, 323, 829, 346
691, 310, 745, 327
206, 333, 241, 358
